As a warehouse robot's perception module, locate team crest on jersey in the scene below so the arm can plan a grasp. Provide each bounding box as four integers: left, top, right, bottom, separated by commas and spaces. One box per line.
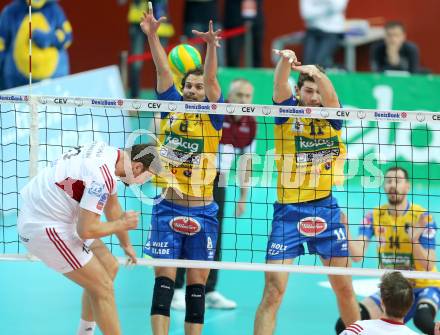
298, 217, 327, 237
291, 118, 304, 133
169, 216, 201, 236
96, 193, 109, 210
88, 181, 104, 197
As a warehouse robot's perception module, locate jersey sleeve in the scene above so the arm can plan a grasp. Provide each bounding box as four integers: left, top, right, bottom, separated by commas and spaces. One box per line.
273, 95, 298, 125
156, 84, 183, 118
79, 160, 117, 215
79, 180, 109, 216
359, 211, 374, 239
419, 213, 437, 250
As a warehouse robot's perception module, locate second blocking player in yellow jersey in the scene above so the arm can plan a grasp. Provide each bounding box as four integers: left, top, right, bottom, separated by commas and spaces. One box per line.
338, 166, 440, 335
253, 49, 360, 335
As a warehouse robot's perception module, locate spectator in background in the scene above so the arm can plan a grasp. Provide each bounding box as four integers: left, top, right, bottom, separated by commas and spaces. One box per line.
183, 0, 224, 66
224, 0, 264, 67
172, 79, 256, 311
300, 0, 349, 68
0, 0, 72, 90
119, 0, 174, 98
370, 21, 420, 73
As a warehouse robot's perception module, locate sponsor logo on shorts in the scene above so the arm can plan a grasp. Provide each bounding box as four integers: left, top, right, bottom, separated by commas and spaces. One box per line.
88, 181, 104, 197
298, 217, 327, 237
169, 216, 201, 235
268, 243, 287, 256
96, 193, 109, 210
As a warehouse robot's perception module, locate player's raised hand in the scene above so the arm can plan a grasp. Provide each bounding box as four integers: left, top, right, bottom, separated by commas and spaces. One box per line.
407, 214, 428, 243
140, 1, 167, 36
273, 49, 301, 67
122, 210, 139, 230
192, 20, 221, 47
235, 201, 246, 217
121, 243, 137, 265
292, 64, 321, 77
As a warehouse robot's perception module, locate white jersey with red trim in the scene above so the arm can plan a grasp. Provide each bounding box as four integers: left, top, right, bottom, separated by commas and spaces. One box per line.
20, 142, 119, 230
340, 319, 420, 335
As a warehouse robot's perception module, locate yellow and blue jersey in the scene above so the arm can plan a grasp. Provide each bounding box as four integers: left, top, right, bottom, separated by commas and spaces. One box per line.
0, 0, 72, 89
155, 85, 224, 197
360, 203, 440, 288
274, 96, 346, 204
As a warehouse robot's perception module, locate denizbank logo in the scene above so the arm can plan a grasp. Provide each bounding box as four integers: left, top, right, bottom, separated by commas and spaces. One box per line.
163, 132, 204, 153
185, 103, 210, 111
295, 136, 339, 152
374, 111, 407, 119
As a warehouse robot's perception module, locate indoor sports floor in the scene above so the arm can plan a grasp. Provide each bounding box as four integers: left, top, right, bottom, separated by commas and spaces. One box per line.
1, 183, 435, 334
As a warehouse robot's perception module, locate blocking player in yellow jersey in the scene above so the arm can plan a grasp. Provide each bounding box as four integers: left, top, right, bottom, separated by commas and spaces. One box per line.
337, 166, 440, 335
254, 49, 360, 335
140, 4, 223, 335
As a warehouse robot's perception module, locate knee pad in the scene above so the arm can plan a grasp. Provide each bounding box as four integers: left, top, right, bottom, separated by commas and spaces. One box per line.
185, 284, 205, 324
151, 276, 175, 317
414, 302, 436, 335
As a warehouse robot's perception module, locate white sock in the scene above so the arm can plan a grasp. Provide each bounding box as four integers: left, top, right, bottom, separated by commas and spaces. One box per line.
76, 319, 96, 335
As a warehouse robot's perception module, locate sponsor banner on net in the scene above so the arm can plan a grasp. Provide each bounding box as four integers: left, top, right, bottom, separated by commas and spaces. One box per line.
373, 111, 407, 120
183, 102, 217, 113
0, 94, 28, 102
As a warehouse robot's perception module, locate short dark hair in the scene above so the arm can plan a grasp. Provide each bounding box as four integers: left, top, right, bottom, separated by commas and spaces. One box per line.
385, 166, 409, 181
385, 21, 405, 32
380, 271, 414, 318
181, 67, 204, 91
127, 144, 161, 173
297, 65, 326, 89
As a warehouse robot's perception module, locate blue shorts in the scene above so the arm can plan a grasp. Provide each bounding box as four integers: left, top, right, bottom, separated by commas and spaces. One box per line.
266, 196, 348, 260
369, 286, 440, 322
143, 198, 219, 261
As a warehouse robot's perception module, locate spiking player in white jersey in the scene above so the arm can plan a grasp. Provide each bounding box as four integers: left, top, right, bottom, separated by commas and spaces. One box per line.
18, 141, 157, 335
341, 271, 420, 335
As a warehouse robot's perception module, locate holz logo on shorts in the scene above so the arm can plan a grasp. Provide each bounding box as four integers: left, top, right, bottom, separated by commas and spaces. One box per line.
169, 216, 201, 235
298, 217, 327, 237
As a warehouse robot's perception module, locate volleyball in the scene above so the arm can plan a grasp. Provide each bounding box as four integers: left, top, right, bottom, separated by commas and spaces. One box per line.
168, 44, 202, 78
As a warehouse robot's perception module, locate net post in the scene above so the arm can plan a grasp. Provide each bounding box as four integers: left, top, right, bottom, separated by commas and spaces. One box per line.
28, 96, 39, 178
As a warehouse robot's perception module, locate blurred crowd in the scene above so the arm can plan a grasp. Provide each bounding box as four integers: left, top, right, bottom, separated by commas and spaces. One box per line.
0, 0, 426, 94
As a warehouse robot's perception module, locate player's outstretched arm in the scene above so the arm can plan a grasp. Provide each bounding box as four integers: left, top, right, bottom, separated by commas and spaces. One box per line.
341, 211, 369, 262
272, 49, 301, 103
140, 2, 173, 93
104, 194, 137, 264
77, 207, 139, 240
409, 214, 436, 271
292, 64, 339, 108
192, 20, 222, 102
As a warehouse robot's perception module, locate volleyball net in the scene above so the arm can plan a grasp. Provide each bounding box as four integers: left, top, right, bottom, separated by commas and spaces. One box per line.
1, 93, 440, 279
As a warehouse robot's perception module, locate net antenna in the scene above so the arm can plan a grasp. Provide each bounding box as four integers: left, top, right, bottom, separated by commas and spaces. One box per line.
27, 1, 39, 178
